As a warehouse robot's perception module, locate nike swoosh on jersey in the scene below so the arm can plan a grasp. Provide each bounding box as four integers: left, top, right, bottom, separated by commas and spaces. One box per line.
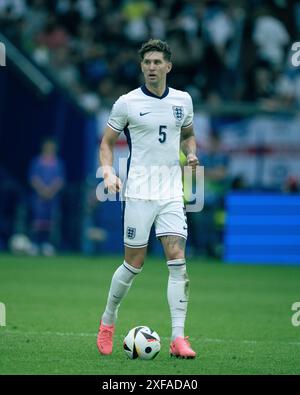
179, 300, 188, 303
139, 112, 151, 116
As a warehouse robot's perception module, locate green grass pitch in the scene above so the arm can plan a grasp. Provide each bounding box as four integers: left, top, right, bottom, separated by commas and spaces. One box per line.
0, 254, 300, 375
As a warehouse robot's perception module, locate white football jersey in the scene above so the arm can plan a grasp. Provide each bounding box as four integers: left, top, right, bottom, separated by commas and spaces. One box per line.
107, 85, 194, 200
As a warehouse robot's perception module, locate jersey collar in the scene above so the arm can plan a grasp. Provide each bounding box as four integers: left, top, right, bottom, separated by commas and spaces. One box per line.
141, 84, 169, 99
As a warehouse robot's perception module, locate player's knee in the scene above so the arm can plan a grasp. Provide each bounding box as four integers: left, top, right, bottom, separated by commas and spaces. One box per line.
126, 259, 144, 269
124, 249, 146, 269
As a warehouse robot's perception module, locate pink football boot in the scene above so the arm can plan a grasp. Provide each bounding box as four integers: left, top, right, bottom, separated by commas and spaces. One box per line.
170, 336, 196, 359
97, 321, 115, 355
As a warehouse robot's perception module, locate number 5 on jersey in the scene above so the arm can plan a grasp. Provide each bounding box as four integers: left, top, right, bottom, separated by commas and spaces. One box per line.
159, 125, 167, 143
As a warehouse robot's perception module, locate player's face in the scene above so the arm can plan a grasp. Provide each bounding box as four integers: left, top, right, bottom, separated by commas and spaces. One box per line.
141, 51, 172, 86
42, 141, 57, 156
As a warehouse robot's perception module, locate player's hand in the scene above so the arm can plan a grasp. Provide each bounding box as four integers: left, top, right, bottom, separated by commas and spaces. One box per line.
104, 174, 122, 194
186, 153, 199, 169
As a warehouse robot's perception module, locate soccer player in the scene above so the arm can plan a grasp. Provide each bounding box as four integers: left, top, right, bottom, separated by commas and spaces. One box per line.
97, 39, 199, 358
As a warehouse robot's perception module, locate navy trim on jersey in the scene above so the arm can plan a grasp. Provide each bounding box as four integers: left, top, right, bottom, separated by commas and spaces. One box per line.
123, 124, 131, 177
182, 122, 193, 129
121, 124, 131, 237
107, 122, 123, 132
141, 84, 169, 99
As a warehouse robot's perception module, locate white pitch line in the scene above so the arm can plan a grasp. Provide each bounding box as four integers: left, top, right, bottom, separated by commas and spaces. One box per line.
2, 330, 300, 346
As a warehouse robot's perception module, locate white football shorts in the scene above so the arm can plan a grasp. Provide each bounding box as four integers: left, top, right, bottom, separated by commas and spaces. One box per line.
123, 198, 188, 248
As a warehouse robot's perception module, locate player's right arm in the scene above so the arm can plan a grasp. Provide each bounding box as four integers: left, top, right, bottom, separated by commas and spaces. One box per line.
99, 126, 122, 193
100, 94, 128, 193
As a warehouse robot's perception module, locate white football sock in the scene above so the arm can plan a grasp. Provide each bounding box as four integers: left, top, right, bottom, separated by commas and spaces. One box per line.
167, 258, 189, 341
102, 261, 142, 326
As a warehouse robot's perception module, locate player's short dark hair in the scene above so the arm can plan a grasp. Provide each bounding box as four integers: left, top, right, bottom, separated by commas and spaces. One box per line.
138, 39, 172, 62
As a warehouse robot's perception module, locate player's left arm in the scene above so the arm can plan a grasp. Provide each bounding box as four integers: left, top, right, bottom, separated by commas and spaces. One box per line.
180, 124, 199, 169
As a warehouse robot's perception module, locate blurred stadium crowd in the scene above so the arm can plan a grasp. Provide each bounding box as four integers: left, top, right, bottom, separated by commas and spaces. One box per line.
0, 0, 300, 258
1, 0, 300, 111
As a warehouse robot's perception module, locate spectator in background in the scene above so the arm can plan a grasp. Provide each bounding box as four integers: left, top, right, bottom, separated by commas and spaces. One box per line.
282, 176, 299, 193
201, 0, 237, 102
244, 59, 287, 111
0, 0, 27, 20
1, 0, 296, 112
252, 5, 290, 68
36, 13, 70, 50
50, 46, 81, 90
122, 0, 154, 44
28, 137, 65, 256
245, 61, 275, 100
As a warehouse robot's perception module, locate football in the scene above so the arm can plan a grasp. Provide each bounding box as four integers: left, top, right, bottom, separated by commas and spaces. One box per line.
123, 326, 161, 360
9, 234, 32, 255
